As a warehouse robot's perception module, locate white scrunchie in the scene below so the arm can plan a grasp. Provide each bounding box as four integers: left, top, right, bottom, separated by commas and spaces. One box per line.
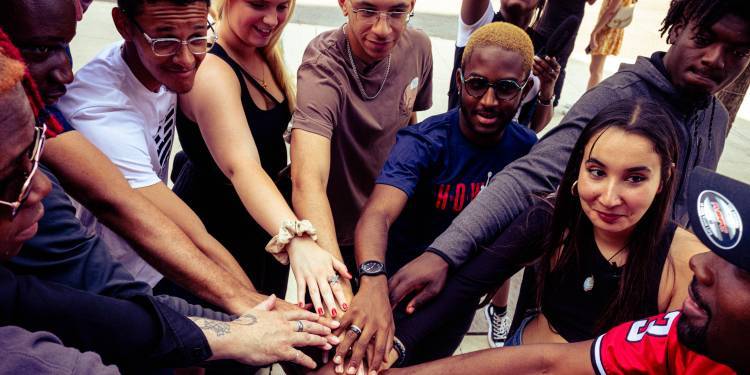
265, 220, 318, 264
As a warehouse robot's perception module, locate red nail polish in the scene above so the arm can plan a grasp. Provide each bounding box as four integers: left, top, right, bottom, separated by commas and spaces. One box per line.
342, 303, 349, 311
298, 302, 304, 308
332, 308, 338, 317
318, 307, 324, 315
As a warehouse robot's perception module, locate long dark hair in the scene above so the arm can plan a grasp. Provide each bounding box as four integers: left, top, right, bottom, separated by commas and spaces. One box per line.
536, 99, 679, 332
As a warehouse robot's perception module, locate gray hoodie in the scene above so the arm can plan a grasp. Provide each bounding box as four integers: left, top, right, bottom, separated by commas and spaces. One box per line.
430, 52, 729, 267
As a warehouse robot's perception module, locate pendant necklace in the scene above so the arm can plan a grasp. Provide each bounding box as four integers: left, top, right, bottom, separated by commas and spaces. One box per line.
583, 243, 627, 292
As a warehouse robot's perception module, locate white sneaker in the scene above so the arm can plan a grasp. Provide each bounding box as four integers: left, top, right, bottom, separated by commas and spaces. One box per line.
484, 304, 511, 348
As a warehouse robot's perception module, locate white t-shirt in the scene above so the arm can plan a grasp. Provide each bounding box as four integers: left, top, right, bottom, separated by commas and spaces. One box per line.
58, 42, 177, 287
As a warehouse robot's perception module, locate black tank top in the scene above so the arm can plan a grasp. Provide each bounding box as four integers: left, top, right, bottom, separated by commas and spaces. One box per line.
175, 43, 290, 183
541, 221, 678, 342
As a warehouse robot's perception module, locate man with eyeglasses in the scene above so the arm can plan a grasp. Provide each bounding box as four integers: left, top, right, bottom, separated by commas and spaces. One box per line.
55, 0, 281, 311
0, 0, 274, 315
323, 22, 537, 375
289, 0, 432, 320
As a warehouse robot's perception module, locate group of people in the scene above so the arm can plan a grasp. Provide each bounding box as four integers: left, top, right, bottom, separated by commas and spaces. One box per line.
0, 0, 749, 374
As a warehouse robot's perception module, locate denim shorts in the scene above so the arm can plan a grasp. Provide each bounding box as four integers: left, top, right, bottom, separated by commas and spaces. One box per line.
504, 314, 536, 347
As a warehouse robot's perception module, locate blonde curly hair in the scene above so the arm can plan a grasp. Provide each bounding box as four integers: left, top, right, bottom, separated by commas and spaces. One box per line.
462, 22, 534, 74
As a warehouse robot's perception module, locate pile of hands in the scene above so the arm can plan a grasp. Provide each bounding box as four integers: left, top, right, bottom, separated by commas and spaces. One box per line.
294, 252, 451, 375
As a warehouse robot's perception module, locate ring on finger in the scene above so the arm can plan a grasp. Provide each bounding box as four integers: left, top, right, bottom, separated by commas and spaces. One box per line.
349, 324, 362, 336
327, 274, 340, 285
296, 320, 304, 332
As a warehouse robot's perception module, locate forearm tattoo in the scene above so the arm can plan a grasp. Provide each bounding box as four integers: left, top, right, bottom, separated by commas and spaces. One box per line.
192, 318, 231, 337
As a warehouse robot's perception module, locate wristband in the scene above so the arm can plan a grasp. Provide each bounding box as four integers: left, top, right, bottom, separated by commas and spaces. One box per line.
265, 220, 318, 264
537, 93, 555, 106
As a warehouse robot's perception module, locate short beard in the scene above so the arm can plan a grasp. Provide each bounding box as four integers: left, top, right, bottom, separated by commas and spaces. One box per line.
677, 314, 709, 354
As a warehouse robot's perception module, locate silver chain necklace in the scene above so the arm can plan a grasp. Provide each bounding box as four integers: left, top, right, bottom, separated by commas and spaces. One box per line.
344, 27, 391, 100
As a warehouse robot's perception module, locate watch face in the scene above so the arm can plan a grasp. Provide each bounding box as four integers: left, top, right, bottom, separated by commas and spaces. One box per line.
361, 261, 384, 274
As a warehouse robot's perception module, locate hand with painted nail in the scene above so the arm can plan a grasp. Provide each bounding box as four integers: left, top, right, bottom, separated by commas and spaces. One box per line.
333, 275, 394, 375
190, 295, 340, 369
287, 236, 352, 317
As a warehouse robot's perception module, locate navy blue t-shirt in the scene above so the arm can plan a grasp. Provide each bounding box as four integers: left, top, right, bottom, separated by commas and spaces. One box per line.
376, 108, 537, 273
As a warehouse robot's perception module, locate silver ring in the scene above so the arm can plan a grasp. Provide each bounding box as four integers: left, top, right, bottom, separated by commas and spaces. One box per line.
349, 324, 362, 336
296, 320, 304, 332
327, 274, 340, 285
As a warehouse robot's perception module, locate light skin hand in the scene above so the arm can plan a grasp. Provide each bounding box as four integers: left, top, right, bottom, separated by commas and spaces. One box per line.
194, 295, 341, 369
388, 252, 449, 314
291, 129, 354, 301
333, 276, 394, 375
180, 56, 351, 317
288, 236, 352, 317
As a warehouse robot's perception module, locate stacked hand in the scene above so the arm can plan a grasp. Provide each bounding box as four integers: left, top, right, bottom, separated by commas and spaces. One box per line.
193, 295, 341, 369
333, 275, 394, 375
288, 236, 353, 317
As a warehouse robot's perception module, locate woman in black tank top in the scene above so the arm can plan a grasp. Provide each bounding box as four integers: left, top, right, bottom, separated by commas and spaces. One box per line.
174, 0, 351, 317
391, 100, 706, 364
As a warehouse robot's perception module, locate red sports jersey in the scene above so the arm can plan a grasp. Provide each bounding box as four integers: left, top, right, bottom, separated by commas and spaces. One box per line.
590, 311, 735, 374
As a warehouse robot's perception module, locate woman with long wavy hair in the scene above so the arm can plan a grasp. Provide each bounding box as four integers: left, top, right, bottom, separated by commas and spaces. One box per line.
391, 99, 707, 364
174, 0, 350, 317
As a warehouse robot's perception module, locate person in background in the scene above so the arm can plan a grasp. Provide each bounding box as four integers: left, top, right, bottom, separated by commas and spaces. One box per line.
586, 0, 636, 89
449, 0, 560, 134
175, 0, 351, 318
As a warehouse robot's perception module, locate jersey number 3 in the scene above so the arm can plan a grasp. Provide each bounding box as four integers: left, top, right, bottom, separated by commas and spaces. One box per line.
626, 311, 680, 342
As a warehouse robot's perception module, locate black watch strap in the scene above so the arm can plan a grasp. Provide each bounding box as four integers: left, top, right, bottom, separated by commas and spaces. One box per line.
358, 260, 387, 278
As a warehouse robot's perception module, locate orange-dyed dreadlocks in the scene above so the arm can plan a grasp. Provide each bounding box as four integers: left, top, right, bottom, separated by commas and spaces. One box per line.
0, 26, 64, 137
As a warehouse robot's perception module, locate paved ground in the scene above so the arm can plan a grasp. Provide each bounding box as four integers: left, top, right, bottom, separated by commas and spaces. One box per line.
71, 1, 750, 370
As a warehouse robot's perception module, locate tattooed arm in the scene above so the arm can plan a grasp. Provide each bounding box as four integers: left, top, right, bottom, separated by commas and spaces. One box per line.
189, 296, 341, 369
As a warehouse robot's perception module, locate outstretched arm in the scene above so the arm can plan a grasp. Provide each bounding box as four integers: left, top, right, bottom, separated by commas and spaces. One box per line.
386, 340, 594, 375
180, 56, 350, 316
290, 129, 354, 303
43, 131, 262, 314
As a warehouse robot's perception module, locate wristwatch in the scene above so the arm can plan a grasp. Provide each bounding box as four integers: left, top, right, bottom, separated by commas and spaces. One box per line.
358, 260, 386, 278
537, 93, 555, 106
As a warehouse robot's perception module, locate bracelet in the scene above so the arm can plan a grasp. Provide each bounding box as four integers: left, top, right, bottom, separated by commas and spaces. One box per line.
392, 337, 407, 367
537, 93, 555, 106
264, 220, 318, 264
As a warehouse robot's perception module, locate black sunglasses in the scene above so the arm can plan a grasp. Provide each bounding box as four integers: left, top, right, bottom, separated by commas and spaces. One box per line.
459, 69, 530, 101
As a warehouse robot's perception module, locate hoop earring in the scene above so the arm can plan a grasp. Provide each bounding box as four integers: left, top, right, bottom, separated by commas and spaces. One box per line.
570, 180, 579, 197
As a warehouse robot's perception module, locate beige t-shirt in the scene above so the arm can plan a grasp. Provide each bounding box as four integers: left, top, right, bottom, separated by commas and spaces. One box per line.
293, 26, 433, 246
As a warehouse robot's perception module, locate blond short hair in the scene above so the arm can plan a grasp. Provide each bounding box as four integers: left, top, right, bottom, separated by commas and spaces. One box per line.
462, 22, 534, 74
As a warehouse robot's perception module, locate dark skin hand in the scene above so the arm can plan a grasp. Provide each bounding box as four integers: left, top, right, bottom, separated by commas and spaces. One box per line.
333, 276, 394, 375
388, 252, 449, 314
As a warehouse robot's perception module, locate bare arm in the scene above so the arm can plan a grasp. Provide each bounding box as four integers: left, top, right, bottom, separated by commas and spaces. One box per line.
179, 56, 350, 315
354, 185, 408, 267
660, 228, 709, 312
387, 340, 594, 375
290, 129, 354, 298
461, 0, 492, 25
43, 132, 262, 314
592, 0, 624, 35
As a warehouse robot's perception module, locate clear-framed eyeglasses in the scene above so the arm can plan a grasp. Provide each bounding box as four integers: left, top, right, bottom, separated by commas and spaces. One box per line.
459, 69, 530, 101
129, 17, 218, 57
0, 119, 46, 219
349, 0, 413, 27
